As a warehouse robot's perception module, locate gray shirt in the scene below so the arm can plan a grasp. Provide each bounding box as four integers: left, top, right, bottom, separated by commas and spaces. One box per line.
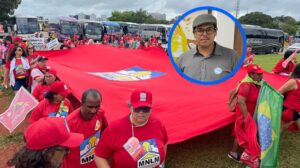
177, 43, 239, 81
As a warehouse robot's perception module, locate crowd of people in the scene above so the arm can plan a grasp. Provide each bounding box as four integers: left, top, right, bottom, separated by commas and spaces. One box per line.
0, 29, 299, 168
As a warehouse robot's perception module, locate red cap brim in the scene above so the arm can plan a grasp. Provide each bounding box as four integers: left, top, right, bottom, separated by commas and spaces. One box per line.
132, 102, 152, 109
60, 133, 84, 148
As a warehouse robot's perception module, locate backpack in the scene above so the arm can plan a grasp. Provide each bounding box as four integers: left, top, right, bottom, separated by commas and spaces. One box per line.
228, 88, 238, 112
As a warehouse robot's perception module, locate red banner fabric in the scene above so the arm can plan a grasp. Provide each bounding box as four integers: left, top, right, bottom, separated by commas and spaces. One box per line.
37, 45, 288, 144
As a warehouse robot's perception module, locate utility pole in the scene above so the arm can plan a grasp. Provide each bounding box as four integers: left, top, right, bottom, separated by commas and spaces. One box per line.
235, 0, 240, 18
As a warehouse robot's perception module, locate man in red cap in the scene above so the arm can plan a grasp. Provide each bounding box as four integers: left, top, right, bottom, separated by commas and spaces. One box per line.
229, 64, 263, 168
94, 89, 168, 168
62, 89, 108, 168
32, 67, 59, 101
29, 81, 74, 123
7, 117, 84, 168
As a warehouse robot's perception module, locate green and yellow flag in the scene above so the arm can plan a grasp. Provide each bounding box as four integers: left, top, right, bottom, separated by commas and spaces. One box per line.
254, 81, 283, 168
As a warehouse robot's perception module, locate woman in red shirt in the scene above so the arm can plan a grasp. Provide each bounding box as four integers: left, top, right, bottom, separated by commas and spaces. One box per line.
32, 68, 59, 101
29, 81, 74, 123
4, 46, 30, 93
233, 64, 263, 168
94, 89, 168, 168
26, 44, 39, 64
272, 50, 296, 76
279, 63, 300, 131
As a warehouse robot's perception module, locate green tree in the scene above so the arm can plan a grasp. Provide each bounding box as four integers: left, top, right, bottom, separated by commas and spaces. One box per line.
239, 12, 278, 29
108, 9, 169, 24
0, 0, 22, 21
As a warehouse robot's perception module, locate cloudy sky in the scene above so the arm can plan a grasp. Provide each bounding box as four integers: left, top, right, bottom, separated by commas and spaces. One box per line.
15, 0, 300, 21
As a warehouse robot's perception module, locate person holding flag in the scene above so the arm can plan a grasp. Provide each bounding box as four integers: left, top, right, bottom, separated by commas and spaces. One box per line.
272, 50, 297, 76
234, 64, 263, 168
279, 63, 300, 131
94, 89, 168, 168
62, 89, 108, 168
29, 81, 74, 123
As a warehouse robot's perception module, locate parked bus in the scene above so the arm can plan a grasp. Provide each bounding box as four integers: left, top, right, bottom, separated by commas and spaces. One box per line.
118, 21, 140, 35
139, 24, 170, 43
78, 19, 103, 41
48, 17, 82, 41
1, 14, 40, 40
101, 21, 121, 35
242, 24, 284, 54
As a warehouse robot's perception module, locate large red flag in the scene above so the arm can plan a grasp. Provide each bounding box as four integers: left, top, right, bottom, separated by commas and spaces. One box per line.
0, 87, 38, 133
37, 45, 288, 144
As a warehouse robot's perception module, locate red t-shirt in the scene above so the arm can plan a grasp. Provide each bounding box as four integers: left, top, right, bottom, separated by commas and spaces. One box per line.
272, 59, 295, 75
27, 53, 39, 63
94, 115, 168, 168
283, 79, 300, 112
63, 108, 106, 168
246, 52, 253, 62
6, 58, 30, 79
32, 83, 51, 101
236, 82, 261, 117
29, 98, 73, 123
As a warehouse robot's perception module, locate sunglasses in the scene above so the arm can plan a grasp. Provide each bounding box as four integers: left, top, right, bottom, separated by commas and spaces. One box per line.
28, 47, 33, 49
133, 107, 151, 113
16, 48, 23, 52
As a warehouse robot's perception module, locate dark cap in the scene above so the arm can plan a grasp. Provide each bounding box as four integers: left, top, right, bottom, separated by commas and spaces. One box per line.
37, 56, 48, 62
193, 14, 217, 28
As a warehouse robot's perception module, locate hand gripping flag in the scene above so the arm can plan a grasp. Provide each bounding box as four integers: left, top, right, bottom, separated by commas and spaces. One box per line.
254, 81, 283, 168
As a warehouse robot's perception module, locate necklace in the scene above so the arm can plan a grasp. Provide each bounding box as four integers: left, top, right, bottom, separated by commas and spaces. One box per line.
130, 114, 148, 137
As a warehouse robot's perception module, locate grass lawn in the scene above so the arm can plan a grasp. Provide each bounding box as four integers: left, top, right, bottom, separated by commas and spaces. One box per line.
1, 54, 300, 167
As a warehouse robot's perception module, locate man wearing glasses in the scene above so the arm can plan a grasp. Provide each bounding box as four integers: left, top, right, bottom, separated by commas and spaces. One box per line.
94, 89, 168, 168
177, 14, 239, 81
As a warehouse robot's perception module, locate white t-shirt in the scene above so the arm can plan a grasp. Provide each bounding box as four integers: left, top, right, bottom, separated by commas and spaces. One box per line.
31, 68, 44, 92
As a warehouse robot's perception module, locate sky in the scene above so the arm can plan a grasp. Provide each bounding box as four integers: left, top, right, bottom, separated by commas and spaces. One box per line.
15, 0, 300, 21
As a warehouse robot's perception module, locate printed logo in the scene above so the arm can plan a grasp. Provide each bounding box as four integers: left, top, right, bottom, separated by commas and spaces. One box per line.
214, 67, 223, 75
137, 139, 160, 168
88, 66, 165, 81
80, 131, 101, 164
140, 93, 146, 101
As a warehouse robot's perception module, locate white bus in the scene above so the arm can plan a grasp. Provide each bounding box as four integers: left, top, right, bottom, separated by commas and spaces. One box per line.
139, 24, 170, 43
78, 19, 103, 41
8, 14, 40, 40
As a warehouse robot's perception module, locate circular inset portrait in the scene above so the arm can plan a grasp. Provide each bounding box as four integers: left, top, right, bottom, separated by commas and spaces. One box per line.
168, 6, 246, 85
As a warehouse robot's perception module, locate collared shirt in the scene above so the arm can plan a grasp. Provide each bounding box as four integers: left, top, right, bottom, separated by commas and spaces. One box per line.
177, 43, 239, 81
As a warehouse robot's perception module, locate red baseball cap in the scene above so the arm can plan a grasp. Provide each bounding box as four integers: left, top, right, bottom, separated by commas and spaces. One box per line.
130, 89, 153, 108
50, 81, 71, 97
46, 67, 57, 76
13, 36, 23, 42
247, 64, 264, 74
25, 117, 84, 150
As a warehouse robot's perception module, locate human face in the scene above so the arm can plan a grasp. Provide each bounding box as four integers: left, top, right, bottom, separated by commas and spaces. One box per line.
38, 60, 47, 68
81, 94, 101, 120
48, 146, 69, 168
250, 72, 263, 82
54, 93, 65, 102
130, 106, 151, 125
28, 45, 34, 53
15, 47, 23, 57
247, 47, 252, 53
44, 72, 56, 85
193, 24, 217, 48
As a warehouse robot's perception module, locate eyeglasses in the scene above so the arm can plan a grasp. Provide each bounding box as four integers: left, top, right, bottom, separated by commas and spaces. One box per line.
194, 27, 217, 35
133, 107, 151, 113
